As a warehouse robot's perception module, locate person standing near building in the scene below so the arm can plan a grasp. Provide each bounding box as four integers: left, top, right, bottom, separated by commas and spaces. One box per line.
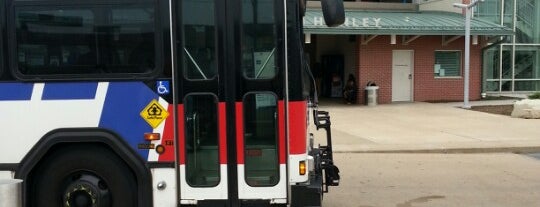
343, 74, 357, 104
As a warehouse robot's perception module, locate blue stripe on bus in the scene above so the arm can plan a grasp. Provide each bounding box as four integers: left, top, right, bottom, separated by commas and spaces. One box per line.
0, 83, 34, 100
99, 82, 158, 160
42, 82, 98, 100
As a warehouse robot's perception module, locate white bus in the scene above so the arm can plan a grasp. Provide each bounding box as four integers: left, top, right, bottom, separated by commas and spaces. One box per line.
0, 0, 343, 206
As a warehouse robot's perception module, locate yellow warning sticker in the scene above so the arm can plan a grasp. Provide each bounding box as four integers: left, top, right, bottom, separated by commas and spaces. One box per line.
140, 99, 169, 129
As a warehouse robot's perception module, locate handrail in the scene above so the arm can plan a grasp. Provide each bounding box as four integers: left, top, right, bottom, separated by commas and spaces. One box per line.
516, 0, 533, 30
184, 47, 208, 80
255, 48, 276, 79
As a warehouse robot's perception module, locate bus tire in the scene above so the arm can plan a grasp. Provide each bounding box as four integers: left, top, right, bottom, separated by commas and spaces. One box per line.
29, 144, 137, 207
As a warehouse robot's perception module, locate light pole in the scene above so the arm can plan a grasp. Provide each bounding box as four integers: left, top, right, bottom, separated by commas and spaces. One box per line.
453, 0, 483, 109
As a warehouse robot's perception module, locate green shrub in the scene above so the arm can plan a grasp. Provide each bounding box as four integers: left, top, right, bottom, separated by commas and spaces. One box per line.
529, 92, 540, 99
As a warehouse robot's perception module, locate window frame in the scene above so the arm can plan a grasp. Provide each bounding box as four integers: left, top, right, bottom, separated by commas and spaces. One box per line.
6, 0, 163, 81
434, 50, 462, 78
0, 0, 5, 78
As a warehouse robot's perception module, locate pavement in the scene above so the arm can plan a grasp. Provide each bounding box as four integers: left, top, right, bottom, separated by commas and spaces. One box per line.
310, 99, 540, 153
323, 153, 540, 207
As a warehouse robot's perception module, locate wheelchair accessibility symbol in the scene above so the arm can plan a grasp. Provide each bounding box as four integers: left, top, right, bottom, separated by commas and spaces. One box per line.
157, 81, 170, 95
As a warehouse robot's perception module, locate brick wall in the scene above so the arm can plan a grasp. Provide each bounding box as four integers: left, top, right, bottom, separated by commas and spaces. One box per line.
357, 35, 482, 104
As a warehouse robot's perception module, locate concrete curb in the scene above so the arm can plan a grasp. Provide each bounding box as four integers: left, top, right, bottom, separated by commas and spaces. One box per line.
332, 141, 540, 154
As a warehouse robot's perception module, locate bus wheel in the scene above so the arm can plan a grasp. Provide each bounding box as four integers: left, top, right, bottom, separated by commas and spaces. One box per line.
30, 144, 137, 207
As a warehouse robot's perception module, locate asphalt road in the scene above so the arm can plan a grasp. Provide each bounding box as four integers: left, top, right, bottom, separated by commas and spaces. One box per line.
322, 153, 540, 207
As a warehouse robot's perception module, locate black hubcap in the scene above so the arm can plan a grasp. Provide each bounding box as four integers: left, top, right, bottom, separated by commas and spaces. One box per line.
63, 173, 111, 207
72, 191, 92, 207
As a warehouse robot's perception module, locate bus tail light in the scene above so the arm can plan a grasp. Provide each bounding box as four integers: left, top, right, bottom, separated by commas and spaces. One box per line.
299, 161, 306, 175
144, 133, 161, 141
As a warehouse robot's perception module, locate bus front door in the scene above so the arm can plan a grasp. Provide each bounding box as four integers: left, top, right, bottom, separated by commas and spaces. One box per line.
175, 0, 286, 205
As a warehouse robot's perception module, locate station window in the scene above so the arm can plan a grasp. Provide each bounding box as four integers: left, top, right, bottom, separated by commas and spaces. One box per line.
434, 51, 461, 77
13, 2, 158, 77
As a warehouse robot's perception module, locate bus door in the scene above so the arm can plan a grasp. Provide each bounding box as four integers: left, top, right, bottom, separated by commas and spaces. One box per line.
233, 0, 287, 203
175, 0, 228, 203
175, 0, 286, 205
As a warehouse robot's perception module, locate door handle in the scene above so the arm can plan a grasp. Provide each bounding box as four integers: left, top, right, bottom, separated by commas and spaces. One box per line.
191, 112, 200, 147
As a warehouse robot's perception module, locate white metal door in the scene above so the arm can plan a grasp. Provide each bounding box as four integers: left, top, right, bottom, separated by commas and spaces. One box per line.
392, 50, 413, 102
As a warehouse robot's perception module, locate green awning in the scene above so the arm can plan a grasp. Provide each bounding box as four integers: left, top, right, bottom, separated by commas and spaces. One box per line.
304, 10, 513, 36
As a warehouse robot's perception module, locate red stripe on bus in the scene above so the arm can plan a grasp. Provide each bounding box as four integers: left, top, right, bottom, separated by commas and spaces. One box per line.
278, 101, 286, 164
178, 105, 186, 164
158, 104, 175, 162
288, 101, 307, 155
235, 102, 245, 164
219, 102, 227, 164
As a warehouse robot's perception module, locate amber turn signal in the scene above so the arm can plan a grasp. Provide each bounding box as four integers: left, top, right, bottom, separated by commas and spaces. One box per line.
299, 161, 306, 175
144, 133, 161, 141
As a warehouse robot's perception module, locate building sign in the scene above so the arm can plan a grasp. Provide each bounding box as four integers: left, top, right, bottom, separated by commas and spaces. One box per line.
305, 16, 382, 28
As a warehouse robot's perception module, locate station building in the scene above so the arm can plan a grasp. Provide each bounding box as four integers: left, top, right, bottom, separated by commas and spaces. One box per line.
476, 0, 540, 95
304, 0, 512, 104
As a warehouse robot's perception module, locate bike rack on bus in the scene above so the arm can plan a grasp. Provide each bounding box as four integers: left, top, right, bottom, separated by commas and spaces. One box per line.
313, 109, 340, 193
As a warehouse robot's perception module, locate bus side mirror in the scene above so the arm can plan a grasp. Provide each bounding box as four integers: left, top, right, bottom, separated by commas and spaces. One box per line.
321, 0, 345, 27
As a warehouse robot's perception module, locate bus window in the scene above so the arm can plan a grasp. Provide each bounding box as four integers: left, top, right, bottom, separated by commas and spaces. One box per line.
14, 4, 156, 76
243, 93, 279, 186
184, 94, 220, 187
181, 0, 217, 80
241, 0, 277, 80
0, 2, 4, 78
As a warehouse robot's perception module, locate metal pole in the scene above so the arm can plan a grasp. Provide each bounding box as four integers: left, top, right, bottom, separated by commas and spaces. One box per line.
454, 0, 484, 108
463, 7, 471, 109
0, 179, 23, 207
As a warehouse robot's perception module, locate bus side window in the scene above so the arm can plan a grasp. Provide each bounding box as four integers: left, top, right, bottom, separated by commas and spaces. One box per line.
12, 3, 158, 78
16, 9, 96, 75
0, 1, 4, 79
111, 8, 156, 73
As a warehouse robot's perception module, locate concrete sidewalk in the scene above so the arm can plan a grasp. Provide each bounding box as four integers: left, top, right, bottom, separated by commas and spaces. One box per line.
311, 100, 540, 153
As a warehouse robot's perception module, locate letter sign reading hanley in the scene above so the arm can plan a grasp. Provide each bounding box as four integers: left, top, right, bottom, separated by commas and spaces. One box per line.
306, 16, 382, 28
